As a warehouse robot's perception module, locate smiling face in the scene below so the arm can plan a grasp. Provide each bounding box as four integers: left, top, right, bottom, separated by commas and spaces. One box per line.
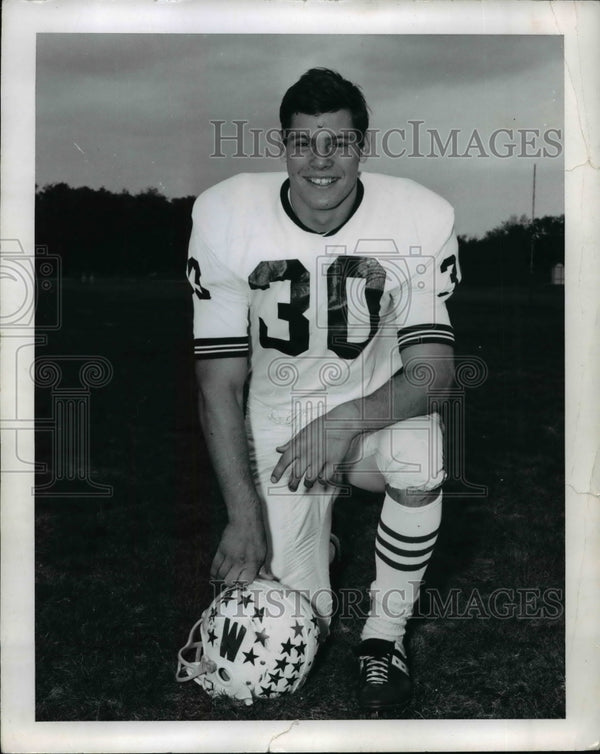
284, 110, 364, 233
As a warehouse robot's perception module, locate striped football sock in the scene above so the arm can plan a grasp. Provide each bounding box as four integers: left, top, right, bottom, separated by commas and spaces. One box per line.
361, 491, 442, 643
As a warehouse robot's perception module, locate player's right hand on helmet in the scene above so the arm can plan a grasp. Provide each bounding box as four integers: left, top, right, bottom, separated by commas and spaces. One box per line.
210, 517, 272, 585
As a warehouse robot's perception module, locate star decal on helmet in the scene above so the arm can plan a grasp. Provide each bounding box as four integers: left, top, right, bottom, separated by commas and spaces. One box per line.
253, 606, 265, 621
274, 657, 289, 671
268, 670, 283, 685
254, 628, 269, 646
291, 621, 304, 637
207, 628, 218, 646
284, 675, 298, 691
238, 592, 253, 608
243, 647, 258, 665
260, 684, 275, 698
220, 591, 236, 606
293, 640, 306, 657
292, 660, 303, 675
280, 638, 294, 656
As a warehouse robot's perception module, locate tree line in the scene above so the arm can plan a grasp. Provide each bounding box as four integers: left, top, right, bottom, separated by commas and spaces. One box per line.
35, 183, 195, 278
35, 183, 564, 285
458, 214, 564, 286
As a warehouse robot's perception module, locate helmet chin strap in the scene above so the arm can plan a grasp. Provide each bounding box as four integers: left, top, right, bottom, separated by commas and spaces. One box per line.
175, 617, 217, 681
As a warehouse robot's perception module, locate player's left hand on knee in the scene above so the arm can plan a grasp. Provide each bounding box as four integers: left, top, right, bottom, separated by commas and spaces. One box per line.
316, 461, 342, 488
270, 414, 356, 492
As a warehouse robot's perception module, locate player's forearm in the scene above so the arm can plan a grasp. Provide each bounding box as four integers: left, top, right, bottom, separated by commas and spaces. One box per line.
329, 346, 455, 434
196, 382, 263, 525
353, 369, 446, 428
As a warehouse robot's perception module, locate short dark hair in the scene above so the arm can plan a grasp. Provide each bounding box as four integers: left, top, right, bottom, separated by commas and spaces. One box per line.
279, 68, 369, 148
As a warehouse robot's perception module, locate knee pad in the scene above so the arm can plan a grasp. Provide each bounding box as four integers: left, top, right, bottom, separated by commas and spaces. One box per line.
370, 413, 445, 491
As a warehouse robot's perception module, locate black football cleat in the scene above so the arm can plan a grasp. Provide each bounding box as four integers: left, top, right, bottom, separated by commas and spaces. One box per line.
356, 638, 412, 711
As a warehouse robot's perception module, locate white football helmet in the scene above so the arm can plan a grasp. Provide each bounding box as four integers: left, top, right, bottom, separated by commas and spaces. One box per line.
176, 579, 321, 705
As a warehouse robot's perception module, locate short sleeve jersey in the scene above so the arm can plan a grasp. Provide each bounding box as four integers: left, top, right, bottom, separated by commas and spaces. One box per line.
187, 172, 460, 416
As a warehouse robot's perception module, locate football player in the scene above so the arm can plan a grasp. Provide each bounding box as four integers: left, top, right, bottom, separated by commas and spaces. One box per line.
187, 68, 460, 711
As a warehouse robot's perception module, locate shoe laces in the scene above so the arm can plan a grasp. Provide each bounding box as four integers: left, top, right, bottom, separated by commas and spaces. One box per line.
361, 654, 390, 686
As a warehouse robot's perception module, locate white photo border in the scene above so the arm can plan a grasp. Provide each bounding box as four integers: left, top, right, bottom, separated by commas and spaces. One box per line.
1, 0, 598, 751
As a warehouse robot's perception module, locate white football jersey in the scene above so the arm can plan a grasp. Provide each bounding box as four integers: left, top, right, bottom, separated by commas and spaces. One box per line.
187, 172, 460, 418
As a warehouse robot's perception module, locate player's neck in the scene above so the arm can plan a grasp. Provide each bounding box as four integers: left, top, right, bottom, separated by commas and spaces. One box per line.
289, 184, 359, 235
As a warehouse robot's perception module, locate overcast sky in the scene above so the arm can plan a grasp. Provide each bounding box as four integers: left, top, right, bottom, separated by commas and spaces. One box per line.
36, 33, 563, 238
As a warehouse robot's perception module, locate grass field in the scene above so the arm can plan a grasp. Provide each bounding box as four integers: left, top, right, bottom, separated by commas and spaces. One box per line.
35, 277, 564, 721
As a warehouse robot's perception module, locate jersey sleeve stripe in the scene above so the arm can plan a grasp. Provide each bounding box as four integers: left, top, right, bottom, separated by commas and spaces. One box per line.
397, 323, 454, 350
194, 337, 249, 346
195, 351, 249, 359
194, 337, 249, 359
